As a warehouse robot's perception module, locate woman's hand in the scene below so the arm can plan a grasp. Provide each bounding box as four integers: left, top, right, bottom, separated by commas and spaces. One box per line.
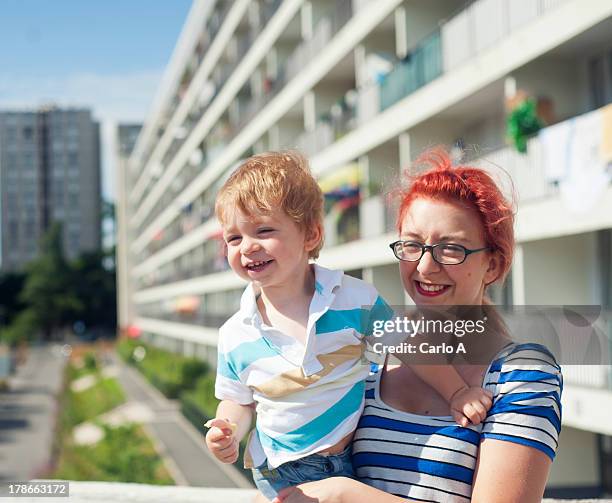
271, 477, 349, 503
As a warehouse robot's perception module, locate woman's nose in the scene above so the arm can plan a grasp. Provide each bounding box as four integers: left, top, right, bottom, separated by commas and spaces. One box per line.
416, 248, 441, 274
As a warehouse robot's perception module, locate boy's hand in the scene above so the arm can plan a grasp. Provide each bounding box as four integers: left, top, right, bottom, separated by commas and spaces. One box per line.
204, 418, 239, 463
450, 386, 493, 427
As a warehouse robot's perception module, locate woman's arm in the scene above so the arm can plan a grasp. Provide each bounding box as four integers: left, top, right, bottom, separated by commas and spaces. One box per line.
470, 344, 561, 501
471, 439, 552, 502
273, 477, 408, 503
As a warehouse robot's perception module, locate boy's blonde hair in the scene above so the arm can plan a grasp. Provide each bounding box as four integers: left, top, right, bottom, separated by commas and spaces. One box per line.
215, 150, 324, 259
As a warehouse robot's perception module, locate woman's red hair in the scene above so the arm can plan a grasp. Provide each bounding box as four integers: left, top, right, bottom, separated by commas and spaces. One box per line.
396, 147, 515, 285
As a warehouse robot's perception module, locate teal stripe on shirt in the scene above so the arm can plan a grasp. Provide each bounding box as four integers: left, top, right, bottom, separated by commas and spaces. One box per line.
218, 338, 279, 380
315, 296, 395, 336
257, 380, 365, 453
365, 296, 396, 336
316, 308, 367, 335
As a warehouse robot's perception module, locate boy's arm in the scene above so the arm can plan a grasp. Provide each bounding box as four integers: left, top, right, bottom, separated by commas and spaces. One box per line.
205, 399, 254, 464
411, 365, 492, 426
214, 399, 254, 442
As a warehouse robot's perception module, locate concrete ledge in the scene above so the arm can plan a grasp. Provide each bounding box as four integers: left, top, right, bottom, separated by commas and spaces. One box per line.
18, 482, 257, 503
15, 481, 612, 502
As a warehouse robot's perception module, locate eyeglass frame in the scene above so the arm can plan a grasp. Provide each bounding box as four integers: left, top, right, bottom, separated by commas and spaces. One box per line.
389, 240, 492, 265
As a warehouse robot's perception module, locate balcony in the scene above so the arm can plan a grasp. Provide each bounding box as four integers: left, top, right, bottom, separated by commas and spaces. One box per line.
299, 0, 574, 160
231, 0, 353, 137
380, 29, 442, 110
474, 103, 612, 206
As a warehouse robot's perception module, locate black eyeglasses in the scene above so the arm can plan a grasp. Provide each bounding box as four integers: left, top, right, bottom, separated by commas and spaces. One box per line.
389, 240, 490, 265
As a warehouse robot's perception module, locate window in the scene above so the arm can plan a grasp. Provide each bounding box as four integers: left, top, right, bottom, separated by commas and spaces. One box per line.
589, 57, 605, 109
600, 435, 612, 496
24, 220, 36, 239
22, 126, 33, 140
598, 229, 611, 310
5, 153, 17, 167
68, 151, 78, 166
6, 193, 18, 210
8, 221, 18, 240
608, 49, 612, 105
5, 127, 17, 141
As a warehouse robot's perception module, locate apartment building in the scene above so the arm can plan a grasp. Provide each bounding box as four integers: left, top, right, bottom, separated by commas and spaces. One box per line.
118, 0, 612, 496
0, 107, 101, 271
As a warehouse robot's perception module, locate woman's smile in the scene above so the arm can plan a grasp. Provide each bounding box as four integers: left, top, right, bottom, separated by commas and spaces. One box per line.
414, 280, 451, 297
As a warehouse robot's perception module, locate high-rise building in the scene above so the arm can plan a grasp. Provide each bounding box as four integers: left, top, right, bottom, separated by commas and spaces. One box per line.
0, 106, 101, 271
120, 0, 612, 496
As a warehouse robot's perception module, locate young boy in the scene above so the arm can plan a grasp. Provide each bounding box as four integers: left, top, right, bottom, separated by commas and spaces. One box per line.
205, 151, 492, 500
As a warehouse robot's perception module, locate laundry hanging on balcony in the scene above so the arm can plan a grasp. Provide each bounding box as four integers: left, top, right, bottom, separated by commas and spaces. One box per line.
174, 296, 200, 314
319, 163, 360, 201
601, 103, 612, 164
541, 107, 612, 215
319, 164, 361, 216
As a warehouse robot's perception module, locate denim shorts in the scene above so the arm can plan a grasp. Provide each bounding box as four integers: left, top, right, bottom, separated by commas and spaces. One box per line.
251, 445, 354, 500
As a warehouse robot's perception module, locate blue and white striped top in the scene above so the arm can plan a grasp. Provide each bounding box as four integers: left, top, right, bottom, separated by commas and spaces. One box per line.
352, 343, 562, 502
215, 264, 392, 469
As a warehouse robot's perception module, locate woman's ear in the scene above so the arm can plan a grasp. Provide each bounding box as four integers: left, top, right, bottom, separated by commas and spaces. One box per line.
484, 252, 501, 286
304, 223, 323, 253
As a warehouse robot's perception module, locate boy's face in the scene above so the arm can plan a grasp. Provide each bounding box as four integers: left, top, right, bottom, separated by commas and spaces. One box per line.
222, 208, 318, 289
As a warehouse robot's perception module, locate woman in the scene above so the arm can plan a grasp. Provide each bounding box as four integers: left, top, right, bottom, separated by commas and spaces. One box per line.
272, 148, 562, 502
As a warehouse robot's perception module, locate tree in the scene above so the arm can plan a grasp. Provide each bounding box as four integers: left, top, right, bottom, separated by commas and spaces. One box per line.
0, 271, 26, 327
19, 223, 82, 340
0, 309, 37, 346
69, 248, 117, 332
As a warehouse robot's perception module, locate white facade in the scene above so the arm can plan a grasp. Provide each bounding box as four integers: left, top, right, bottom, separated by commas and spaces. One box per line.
117, 0, 612, 496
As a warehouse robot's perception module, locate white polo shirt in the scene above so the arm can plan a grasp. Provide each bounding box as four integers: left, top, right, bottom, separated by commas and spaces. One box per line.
214, 264, 392, 469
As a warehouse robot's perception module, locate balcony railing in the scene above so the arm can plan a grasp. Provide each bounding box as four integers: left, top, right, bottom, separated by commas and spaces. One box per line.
474, 104, 611, 205
380, 29, 442, 111
442, 0, 569, 73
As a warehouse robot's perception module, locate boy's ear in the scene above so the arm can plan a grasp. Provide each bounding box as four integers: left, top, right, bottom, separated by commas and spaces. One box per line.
304, 223, 323, 252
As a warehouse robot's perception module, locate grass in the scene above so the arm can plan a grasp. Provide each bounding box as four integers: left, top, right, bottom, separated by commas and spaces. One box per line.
53, 423, 173, 484
50, 350, 174, 485
63, 367, 125, 429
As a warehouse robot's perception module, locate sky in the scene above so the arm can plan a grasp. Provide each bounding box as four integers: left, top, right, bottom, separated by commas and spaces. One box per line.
0, 0, 193, 200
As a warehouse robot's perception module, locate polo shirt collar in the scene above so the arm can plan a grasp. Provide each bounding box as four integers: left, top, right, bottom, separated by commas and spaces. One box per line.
237, 263, 343, 325
311, 263, 343, 298
239, 283, 260, 324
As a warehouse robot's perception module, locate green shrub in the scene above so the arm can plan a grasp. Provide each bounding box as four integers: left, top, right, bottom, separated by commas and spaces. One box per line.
66, 376, 125, 428
116, 339, 209, 398
181, 359, 209, 388
83, 352, 97, 371
53, 358, 173, 485
116, 337, 138, 364
54, 424, 173, 484
181, 374, 219, 419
